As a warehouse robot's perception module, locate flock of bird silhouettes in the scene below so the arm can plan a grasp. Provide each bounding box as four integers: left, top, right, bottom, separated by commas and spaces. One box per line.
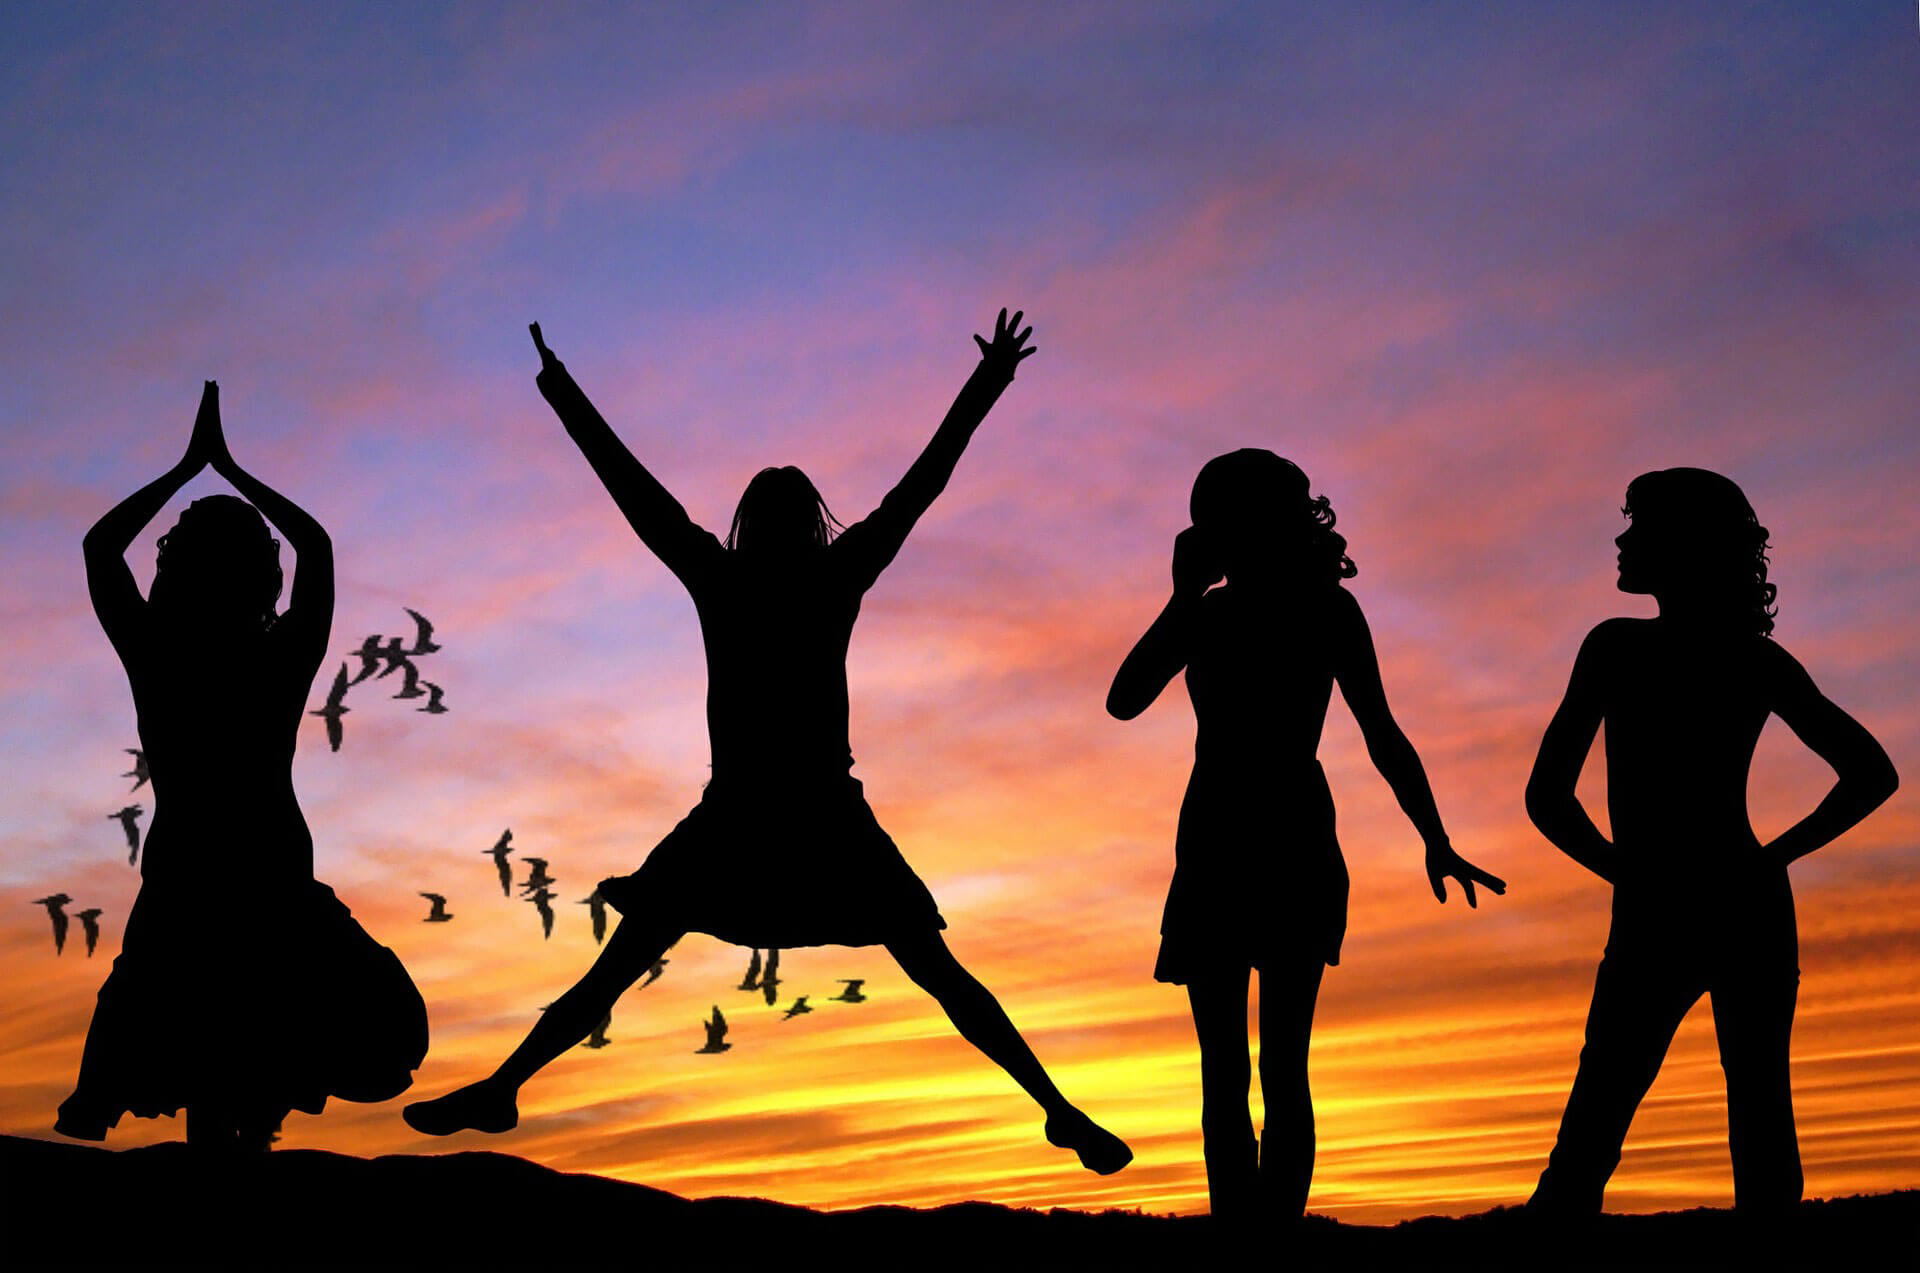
422, 831, 874, 1055
310, 607, 447, 752
30, 752, 151, 957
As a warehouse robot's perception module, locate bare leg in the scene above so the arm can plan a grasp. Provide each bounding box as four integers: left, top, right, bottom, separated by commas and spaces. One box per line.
886, 929, 1132, 1174
404, 914, 682, 1136
1188, 969, 1256, 1219
1257, 958, 1325, 1220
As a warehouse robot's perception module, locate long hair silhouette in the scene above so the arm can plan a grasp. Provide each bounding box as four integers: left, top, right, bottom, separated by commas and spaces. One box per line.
404, 312, 1130, 1177
1110, 449, 1502, 1222
1526, 468, 1896, 1215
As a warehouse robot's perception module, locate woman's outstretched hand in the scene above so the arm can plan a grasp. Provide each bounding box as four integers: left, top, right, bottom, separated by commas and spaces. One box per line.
1425, 840, 1507, 908
185, 380, 233, 473
973, 307, 1037, 378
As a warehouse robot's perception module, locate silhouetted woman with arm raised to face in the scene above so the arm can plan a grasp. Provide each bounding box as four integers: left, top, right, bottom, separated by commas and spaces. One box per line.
1108, 450, 1504, 1224
56, 383, 427, 1153
404, 310, 1131, 1177
1526, 469, 1897, 1216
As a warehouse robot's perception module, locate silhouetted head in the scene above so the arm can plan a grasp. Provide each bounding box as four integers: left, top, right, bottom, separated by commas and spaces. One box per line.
1189, 449, 1355, 586
150, 495, 283, 631
725, 466, 843, 557
1616, 468, 1776, 636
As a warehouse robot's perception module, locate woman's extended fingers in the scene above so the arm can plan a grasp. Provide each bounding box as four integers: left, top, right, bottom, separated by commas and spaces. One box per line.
529, 321, 562, 371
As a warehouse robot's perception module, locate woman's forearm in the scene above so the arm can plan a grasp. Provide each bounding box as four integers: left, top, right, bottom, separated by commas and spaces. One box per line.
1769, 766, 1899, 865
1107, 591, 1197, 720
1369, 728, 1449, 847
84, 459, 202, 559
884, 360, 1013, 516
1525, 788, 1617, 883
217, 459, 330, 555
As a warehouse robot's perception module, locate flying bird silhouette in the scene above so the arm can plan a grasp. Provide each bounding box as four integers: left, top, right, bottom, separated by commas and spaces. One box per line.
483, 830, 514, 896
760, 947, 782, 1006
33, 894, 72, 954
346, 635, 385, 686
310, 661, 351, 752
417, 682, 448, 714
121, 748, 148, 792
579, 891, 607, 944
830, 979, 867, 1003
74, 907, 103, 957
696, 1006, 731, 1054
525, 886, 557, 939
781, 996, 813, 1019
389, 660, 427, 700
519, 858, 556, 895
583, 1010, 612, 1049
374, 637, 415, 682
420, 892, 453, 922
736, 948, 763, 991
403, 607, 441, 656
638, 957, 669, 989
108, 805, 143, 865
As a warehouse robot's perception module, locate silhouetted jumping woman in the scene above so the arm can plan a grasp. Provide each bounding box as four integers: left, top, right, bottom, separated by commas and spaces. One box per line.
57, 383, 428, 1153
404, 310, 1131, 1176
1108, 450, 1504, 1222
1526, 468, 1897, 1215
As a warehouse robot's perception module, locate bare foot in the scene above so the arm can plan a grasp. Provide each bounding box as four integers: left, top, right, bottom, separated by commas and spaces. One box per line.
403, 1078, 519, 1136
1045, 1107, 1133, 1175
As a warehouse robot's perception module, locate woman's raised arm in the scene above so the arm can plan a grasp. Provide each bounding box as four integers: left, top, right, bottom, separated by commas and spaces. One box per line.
530, 323, 720, 588
833, 308, 1035, 591
82, 383, 218, 655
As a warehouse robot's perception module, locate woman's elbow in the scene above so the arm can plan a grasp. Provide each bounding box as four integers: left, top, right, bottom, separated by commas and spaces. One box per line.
1523, 778, 1564, 834
1106, 685, 1144, 721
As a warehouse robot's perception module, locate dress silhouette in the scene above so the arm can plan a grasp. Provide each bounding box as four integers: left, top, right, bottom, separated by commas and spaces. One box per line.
404, 311, 1129, 1176
56, 383, 427, 1152
1109, 449, 1504, 1222
1526, 468, 1898, 1214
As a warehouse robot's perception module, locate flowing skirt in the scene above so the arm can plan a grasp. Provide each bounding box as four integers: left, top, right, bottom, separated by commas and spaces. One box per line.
60, 875, 427, 1131
604, 775, 946, 948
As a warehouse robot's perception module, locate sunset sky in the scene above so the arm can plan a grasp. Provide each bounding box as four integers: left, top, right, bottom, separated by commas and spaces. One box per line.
2, 3, 1916, 1223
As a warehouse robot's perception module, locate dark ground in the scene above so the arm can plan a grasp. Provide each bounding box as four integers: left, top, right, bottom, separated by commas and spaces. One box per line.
5, 1133, 1913, 1267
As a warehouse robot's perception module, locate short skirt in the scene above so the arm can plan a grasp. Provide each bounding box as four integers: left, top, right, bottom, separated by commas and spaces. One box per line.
1154, 764, 1348, 983
605, 775, 946, 949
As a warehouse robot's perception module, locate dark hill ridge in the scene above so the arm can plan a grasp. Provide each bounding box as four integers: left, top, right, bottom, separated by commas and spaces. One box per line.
4, 1133, 1912, 1267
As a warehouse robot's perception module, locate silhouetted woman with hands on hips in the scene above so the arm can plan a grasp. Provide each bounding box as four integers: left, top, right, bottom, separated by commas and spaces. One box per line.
404, 311, 1131, 1177
1109, 449, 1504, 1223
57, 383, 427, 1153
1526, 469, 1897, 1215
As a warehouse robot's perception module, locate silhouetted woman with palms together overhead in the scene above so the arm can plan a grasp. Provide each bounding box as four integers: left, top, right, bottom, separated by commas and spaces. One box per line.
57, 383, 427, 1153
1526, 469, 1897, 1214
404, 310, 1130, 1176
1109, 450, 1504, 1222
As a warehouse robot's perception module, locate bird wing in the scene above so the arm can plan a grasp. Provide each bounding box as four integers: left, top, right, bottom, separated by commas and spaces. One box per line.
405, 607, 436, 650
325, 714, 344, 751
326, 662, 350, 704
